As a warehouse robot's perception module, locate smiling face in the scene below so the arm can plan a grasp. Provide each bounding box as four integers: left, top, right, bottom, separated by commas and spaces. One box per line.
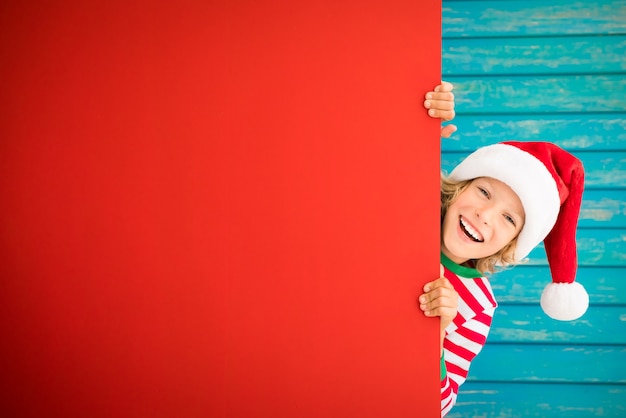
441, 177, 525, 265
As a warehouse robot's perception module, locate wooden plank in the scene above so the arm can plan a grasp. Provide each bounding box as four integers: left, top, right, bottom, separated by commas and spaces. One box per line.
440, 114, 626, 152
448, 382, 626, 418
489, 266, 626, 305
440, 1, 626, 416
442, 152, 626, 190
488, 305, 626, 345
443, 35, 626, 76
443, 0, 626, 38
467, 344, 626, 383
567, 153, 626, 190
525, 228, 626, 267
446, 75, 626, 114
579, 190, 626, 227
441, 1, 626, 416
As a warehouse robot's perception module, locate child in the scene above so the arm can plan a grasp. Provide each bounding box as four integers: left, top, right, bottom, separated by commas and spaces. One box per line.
423, 83, 588, 416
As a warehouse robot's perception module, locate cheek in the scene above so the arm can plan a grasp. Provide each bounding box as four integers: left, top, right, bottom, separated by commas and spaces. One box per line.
497, 227, 519, 246
442, 211, 457, 233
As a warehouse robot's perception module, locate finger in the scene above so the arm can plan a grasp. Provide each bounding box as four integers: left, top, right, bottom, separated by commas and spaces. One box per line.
421, 290, 459, 311
434, 81, 454, 92
440, 124, 457, 138
422, 287, 456, 304
426, 91, 454, 103
421, 294, 456, 310
423, 305, 457, 319
420, 289, 457, 308
423, 303, 456, 315
425, 98, 454, 111
440, 264, 445, 277
423, 277, 456, 295
428, 109, 456, 121
423, 277, 448, 292
419, 295, 459, 316
422, 278, 436, 293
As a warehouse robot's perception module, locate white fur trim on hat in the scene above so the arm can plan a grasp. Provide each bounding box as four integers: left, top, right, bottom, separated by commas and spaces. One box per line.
448, 143, 561, 261
540, 282, 589, 321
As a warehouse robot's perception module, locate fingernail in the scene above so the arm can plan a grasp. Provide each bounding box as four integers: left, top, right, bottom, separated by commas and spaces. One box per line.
428, 109, 435, 116
419, 296, 426, 303
426, 93, 433, 99
424, 100, 431, 108
423, 285, 430, 292
425, 310, 431, 316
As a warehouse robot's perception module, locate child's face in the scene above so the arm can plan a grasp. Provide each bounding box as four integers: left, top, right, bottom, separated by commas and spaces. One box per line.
442, 177, 525, 265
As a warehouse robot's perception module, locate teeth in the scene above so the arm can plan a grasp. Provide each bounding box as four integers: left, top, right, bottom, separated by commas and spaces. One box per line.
460, 218, 483, 242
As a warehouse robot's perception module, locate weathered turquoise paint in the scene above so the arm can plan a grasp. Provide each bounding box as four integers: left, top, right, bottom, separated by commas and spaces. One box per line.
444, 35, 626, 75
445, 75, 626, 113
455, 382, 626, 417
443, 0, 626, 37
469, 345, 626, 383
490, 266, 626, 304
488, 305, 626, 344
442, 0, 626, 417
441, 114, 626, 150
579, 191, 626, 227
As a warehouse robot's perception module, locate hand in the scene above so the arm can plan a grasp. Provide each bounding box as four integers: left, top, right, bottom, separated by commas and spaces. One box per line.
419, 264, 459, 334
424, 81, 457, 138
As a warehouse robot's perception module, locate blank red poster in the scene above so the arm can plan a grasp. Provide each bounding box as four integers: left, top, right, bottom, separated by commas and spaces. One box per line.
0, 1, 442, 417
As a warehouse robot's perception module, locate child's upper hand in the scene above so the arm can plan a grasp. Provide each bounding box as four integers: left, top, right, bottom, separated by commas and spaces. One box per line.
419, 264, 459, 331
424, 81, 457, 138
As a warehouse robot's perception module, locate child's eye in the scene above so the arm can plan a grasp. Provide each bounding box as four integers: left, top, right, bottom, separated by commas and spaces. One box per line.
504, 214, 516, 226
478, 187, 490, 198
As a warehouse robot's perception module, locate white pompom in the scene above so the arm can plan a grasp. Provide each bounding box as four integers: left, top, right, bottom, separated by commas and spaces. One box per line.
540, 282, 589, 321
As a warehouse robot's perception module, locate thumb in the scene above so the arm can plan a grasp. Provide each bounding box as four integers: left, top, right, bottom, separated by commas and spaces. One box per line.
440, 124, 457, 138
440, 263, 445, 278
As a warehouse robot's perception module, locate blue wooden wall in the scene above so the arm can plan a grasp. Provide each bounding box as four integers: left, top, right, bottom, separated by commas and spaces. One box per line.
441, 1, 626, 416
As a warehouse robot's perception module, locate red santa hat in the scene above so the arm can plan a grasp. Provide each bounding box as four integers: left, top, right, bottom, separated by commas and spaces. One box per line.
448, 141, 588, 321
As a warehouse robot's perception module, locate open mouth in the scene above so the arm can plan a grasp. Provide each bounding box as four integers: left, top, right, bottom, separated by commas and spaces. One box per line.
460, 217, 484, 242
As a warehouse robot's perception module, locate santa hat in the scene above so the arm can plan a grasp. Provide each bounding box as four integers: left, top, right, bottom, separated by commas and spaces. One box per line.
448, 141, 588, 321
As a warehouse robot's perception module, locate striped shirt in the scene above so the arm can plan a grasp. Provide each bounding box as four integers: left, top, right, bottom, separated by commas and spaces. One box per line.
440, 253, 498, 417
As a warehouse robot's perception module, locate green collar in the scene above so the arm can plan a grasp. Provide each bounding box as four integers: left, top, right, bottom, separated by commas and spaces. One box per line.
440, 252, 483, 278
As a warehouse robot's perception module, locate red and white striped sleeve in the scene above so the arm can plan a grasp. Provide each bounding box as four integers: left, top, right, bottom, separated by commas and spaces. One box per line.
440, 268, 497, 417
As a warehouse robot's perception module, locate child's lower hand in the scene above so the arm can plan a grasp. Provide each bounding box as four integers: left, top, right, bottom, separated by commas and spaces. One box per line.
419, 264, 459, 331
424, 81, 457, 138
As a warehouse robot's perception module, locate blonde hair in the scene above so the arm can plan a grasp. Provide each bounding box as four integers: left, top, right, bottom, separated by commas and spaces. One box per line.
441, 173, 520, 275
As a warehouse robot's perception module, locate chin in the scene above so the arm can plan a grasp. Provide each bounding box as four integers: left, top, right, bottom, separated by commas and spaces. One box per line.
443, 239, 488, 264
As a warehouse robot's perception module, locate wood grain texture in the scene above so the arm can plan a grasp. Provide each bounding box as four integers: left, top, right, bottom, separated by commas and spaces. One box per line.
448, 382, 626, 418
445, 75, 626, 114
444, 35, 626, 76
443, 0, 626, 38
579, 190, 626, 227
442, 0, 626, 416
440, 114, 626, 151
468, 344, 626, 383
488, 305, 626, 344
489, 266, 626, 304
526, 229, 626, 266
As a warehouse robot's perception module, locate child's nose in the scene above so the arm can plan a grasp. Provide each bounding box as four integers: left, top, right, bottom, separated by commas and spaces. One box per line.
476, 206, 494, 224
